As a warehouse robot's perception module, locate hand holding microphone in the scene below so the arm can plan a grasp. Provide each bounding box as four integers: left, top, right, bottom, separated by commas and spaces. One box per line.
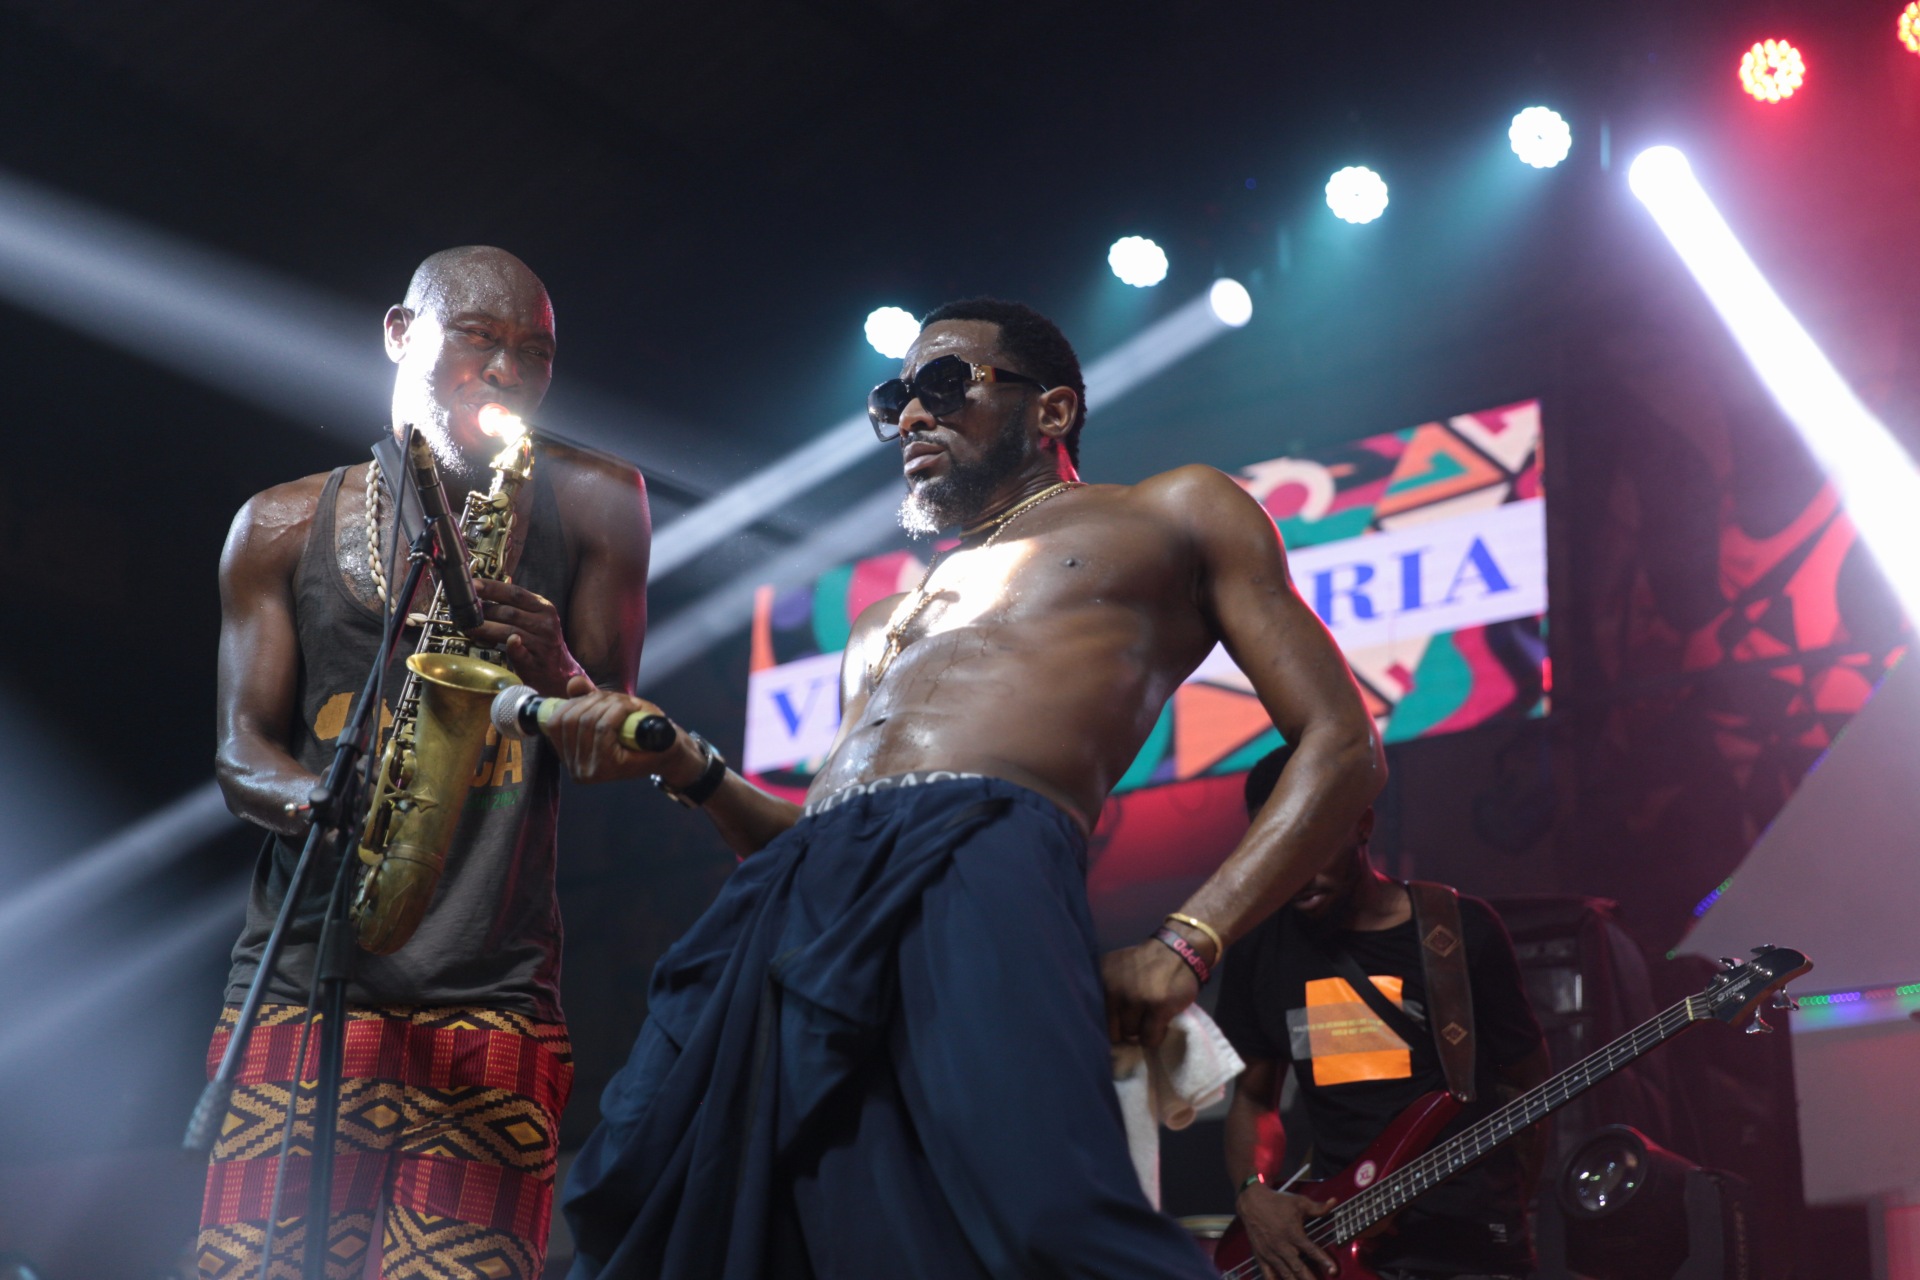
493, 679, 730, 804
492, 683, 675, 755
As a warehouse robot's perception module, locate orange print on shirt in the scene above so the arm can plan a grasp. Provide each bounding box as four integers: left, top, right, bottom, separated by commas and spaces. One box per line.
1299, 975, 1413, 1086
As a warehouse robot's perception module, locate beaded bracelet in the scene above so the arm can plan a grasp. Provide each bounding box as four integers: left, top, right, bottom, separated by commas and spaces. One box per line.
1153, 926, 1213, 986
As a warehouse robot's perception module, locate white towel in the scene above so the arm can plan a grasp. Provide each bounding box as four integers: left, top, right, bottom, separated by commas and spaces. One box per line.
1112, 1006, 1246, 1208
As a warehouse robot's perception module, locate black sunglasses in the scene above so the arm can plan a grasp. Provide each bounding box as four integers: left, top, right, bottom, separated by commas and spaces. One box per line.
867, 355, 1050, 442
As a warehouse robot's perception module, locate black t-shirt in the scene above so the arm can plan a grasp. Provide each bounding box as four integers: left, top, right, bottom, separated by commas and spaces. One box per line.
1215, 892, 1544, 1276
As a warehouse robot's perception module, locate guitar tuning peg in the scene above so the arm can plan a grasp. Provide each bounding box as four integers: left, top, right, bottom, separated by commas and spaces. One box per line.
1771, 992, 1799, 1011
1746, 1019, 1773, 1035
1720, 957, 1742, 970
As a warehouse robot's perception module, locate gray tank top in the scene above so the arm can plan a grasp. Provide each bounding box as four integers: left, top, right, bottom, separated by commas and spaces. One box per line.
225, 439, 573, 1021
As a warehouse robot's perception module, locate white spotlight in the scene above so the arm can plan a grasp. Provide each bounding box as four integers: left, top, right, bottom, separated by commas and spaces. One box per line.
1325, 166, 1389, 224
864, 306, 921, 359
1509, 106, 1573, 168
1108, 235, 1170, 288
1209, 278, 1254, 328
1629, 145, 1920, 623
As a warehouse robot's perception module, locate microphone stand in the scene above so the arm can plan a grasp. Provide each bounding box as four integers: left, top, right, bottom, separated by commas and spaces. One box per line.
183, 520, 438, 1280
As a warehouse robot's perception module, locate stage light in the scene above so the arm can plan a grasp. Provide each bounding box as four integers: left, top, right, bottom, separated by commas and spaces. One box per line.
864, 306, 920, 359
1108, 235, 1169, 288
1325, 166, 1389, 224
1509, 107, 1572, 168
1901, 3, 1920, 54
1739, 39, 1805, 103
1630, 145, 1920, 625
1209, 278, 1253, 327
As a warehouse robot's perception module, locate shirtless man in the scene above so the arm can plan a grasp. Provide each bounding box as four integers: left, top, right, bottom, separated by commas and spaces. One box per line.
205, 247, 648, 1280
549, 297, 1382, 1279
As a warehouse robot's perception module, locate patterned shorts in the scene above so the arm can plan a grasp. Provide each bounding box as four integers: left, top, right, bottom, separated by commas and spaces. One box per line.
196, 1004, 573, 1280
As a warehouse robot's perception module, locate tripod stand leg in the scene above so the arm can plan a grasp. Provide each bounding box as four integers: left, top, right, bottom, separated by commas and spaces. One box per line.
301, 850, 359, 1280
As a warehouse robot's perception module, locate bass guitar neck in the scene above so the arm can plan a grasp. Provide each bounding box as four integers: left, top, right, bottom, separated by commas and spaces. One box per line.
1212, 944, 1810, 1278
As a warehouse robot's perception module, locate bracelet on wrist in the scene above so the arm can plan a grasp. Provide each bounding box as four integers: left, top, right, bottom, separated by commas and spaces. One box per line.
1165, 912, 1225, 964
1236, 1171, 1266, 1196
651, 731, 729, 808
1153, 925, 1213, 985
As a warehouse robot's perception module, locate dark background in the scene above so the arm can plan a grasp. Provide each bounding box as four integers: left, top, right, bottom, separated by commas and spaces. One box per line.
0, 1, 1914, 1275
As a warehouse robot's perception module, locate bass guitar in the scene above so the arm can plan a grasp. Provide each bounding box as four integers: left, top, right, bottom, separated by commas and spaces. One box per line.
1213, 945, 1811, 1279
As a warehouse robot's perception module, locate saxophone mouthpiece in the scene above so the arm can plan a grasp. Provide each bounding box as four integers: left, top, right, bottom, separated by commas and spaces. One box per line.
477, 403, 527, 444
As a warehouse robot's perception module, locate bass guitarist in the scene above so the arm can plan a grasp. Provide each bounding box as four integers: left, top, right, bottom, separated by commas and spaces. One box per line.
1217, 745, 1551, 1280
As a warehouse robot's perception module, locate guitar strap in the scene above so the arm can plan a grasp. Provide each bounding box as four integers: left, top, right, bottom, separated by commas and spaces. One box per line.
1313, 881, 1478, 1103
1407, 880, 1477, 1103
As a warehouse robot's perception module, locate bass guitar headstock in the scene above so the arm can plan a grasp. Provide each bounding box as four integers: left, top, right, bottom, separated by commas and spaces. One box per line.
1691, 945, 1812, 1031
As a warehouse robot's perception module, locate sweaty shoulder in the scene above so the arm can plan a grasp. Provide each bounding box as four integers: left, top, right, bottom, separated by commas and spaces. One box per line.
223, 472, 329, 580
537, 434, 649, 540
540, 434, 647, 500
1128, 463, 1264, 531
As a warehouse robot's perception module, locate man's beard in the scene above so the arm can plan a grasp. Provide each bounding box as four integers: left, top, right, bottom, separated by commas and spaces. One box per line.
396, 389, 486, 485
897, 410, 1029, 538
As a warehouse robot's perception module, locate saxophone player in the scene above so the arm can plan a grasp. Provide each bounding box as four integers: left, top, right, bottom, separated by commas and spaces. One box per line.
205, 246, 649, 1280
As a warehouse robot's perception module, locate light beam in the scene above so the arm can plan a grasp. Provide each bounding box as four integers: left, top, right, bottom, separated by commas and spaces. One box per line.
0, 166, 729, 497
0, 781, 238, 952
0, 883, 244, 1069
1629, 145, 1920, 623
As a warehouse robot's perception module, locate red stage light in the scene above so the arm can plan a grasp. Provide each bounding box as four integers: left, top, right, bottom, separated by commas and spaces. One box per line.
1901, 4, 1920, 55
1739, 39, 1805, 103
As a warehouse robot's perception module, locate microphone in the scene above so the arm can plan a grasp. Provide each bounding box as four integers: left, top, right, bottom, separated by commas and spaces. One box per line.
404, 427, 486, 634
491, 684, 677, 754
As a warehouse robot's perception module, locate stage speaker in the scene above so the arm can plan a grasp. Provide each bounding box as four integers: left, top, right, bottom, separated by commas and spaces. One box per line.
1558, 1124, 1754, 1280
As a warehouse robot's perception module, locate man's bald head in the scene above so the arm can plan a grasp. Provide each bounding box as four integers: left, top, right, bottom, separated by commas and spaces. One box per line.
402, 245, 553, 331
385, 246, 557, 478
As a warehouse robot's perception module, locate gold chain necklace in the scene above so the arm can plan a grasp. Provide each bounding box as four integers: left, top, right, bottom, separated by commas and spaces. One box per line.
365, 458, 390, 608
869, 480, 1084, 685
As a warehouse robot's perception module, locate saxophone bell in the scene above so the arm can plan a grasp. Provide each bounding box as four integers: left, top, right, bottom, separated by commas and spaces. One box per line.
352, 652, 517, 955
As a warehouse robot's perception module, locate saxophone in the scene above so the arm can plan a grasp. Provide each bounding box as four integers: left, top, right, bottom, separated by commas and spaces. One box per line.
350, 420, 535, 954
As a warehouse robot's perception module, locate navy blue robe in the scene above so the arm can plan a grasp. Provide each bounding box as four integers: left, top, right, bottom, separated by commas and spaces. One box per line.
564, 776, 1215, 1279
